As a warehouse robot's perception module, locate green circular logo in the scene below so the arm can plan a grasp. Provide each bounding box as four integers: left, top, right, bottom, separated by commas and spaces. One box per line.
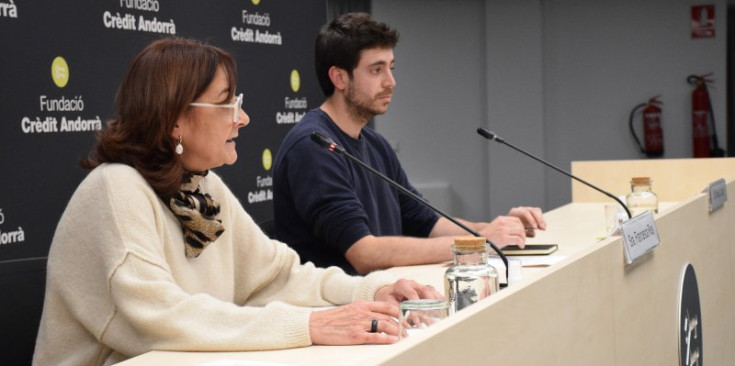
262, 148, 273, 171
290, 69, 300, 93
51, 56, 69, 88
252, 0, 260, 5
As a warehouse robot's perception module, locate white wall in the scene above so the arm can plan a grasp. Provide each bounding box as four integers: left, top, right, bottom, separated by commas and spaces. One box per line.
484, 1, 546, 217
541, 0, 727, 208
373, 0, 490, 220
373, 0, 728, 219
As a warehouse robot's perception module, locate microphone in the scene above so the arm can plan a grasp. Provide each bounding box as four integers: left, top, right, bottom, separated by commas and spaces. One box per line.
310, 130, 346, 154
476, 128, 632, 219
310, 131, 510, 287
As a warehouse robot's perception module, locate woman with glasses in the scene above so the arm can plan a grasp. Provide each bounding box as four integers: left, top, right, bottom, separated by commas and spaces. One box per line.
33, 37, 440, 366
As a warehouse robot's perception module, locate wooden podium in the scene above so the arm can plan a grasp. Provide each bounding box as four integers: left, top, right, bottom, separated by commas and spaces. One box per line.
119, 158, 735, 366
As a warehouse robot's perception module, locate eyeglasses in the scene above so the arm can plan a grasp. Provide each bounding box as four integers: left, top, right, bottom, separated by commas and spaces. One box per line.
189, 93, 244, 123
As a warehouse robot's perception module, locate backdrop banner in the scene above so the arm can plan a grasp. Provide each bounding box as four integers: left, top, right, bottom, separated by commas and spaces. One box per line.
0, 0, 325, 261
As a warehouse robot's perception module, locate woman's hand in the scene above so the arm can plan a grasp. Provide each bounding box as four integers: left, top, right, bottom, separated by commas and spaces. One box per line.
309, 301, 400, 345
308, 280, 443, 345
374, 279, 443, 305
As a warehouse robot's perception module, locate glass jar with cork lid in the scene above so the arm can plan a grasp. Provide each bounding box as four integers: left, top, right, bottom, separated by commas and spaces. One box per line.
626, 177, 659, 217
444, 236, 499, 314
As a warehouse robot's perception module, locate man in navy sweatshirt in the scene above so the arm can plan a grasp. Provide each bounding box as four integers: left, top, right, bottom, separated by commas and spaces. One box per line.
273, 12, 546, 275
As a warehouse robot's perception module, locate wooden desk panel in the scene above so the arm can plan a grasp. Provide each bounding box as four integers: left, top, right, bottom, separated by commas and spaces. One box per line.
571, 158, 735, 202
118, 179, 735, 366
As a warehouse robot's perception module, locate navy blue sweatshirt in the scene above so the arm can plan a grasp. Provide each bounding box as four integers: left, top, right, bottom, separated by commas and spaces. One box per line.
273, 109, 439, 274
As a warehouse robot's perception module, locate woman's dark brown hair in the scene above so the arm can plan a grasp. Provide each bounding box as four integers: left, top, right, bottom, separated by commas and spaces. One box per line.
82, 38, 237, 199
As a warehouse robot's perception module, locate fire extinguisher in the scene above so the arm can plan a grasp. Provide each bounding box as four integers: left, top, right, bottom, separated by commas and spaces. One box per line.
687, 74, 725, 158
629, 96, 664, 157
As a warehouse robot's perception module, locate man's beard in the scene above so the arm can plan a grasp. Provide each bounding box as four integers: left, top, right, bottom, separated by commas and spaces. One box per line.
345, 83, 390, 122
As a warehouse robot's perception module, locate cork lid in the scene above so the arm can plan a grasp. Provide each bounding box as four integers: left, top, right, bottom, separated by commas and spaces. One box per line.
631, 177, 652, 185
453, 236, 487, 252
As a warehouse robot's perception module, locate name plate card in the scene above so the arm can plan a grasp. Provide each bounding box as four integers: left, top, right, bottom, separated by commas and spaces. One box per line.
620, 210, 660, 265
707, 178, 727, 213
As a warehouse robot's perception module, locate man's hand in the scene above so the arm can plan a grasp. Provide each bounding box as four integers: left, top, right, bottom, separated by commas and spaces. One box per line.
508, 206, 546, 238
476, 207, 546, 248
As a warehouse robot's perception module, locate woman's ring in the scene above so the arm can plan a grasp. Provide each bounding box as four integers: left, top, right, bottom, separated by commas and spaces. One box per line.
370, 318, 378, 333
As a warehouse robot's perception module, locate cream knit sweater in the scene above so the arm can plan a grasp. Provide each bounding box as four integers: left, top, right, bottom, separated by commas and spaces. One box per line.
33, 164, 396, 366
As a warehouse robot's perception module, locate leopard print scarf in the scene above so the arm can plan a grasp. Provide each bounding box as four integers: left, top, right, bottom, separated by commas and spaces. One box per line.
168, 171, 225, 258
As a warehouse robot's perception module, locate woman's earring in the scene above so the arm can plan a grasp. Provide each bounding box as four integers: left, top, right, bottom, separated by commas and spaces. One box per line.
175, 136, 184, 155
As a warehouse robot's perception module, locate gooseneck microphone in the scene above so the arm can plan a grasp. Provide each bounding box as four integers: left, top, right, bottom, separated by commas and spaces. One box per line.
477, 128, 632, 219
311, 131, 510, 286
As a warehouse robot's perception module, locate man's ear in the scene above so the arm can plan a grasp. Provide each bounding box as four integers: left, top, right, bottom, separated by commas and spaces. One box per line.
328, 66, 349, 92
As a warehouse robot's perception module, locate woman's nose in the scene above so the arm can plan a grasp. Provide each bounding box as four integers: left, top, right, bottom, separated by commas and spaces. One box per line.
236, 108, 250, 127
